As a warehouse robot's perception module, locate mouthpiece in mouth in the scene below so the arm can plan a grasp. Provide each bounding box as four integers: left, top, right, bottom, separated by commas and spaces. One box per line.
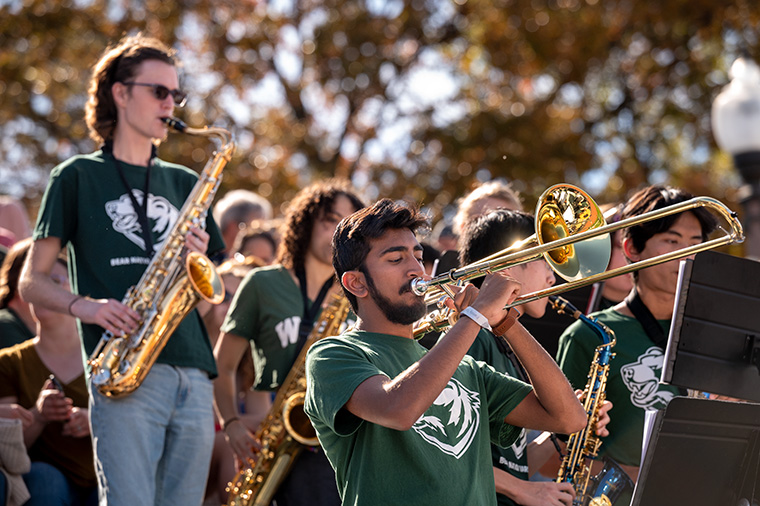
161, 117, 187, 132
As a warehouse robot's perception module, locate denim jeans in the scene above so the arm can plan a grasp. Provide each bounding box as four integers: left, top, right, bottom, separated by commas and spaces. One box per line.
22, 461, 97, 506
88, 364, 214, 506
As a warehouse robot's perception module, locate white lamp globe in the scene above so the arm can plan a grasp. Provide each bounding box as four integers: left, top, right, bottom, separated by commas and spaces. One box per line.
712, 57, 760, 155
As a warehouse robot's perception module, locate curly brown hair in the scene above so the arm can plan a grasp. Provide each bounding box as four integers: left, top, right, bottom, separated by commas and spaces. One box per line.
277, 179, 364, 271
85, 33, 177, 145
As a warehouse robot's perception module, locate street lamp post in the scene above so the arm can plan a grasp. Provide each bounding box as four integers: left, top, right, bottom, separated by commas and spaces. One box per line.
712, 57, 760, 259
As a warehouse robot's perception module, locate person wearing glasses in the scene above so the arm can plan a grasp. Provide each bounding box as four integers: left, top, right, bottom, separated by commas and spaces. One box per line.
20, 34, 224, 505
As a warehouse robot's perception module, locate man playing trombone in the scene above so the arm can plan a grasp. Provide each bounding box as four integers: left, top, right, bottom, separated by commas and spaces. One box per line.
556, 184, 718, 482
304, 199, 586, 505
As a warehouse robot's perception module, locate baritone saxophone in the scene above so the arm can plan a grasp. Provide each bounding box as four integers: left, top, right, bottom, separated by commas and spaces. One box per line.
87, 117, 234, 398
225, 292, 351, 506
551, 295, 634, 506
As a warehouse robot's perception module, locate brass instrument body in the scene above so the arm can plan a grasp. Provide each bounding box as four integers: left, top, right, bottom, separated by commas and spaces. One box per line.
552, 295, 632, 506
412, 184, 744, 338
226, 293, 351, 506
88, 118, 234, 398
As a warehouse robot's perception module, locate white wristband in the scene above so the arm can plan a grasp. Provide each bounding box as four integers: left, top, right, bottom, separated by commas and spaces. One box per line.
460, 306, 492, 331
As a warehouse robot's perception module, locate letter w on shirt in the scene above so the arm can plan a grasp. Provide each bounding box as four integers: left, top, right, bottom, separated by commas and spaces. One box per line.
275, 316, 302, 348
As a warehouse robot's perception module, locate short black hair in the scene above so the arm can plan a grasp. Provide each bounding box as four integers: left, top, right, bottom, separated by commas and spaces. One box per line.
459, 209, 535, 266
622, 185, 718, 253
621, 185, 718, 278
332, 199, 428, 311
458, 209, 534, 288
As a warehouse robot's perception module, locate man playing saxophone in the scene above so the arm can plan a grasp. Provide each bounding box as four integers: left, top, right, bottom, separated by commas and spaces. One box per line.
20, 34, 224, 506
556, 184, 718, 483
214, 180, 363, 506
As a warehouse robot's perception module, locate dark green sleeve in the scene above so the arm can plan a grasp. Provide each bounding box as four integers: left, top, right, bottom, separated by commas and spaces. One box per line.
556, 319, 598, 391
220, 268, 260, 339
305, 338, 387, 437
33, 162, 79, 244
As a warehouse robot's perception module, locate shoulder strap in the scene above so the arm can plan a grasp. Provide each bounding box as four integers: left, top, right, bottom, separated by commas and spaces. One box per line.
624, 288, 667, 349
295, 265, 334, 351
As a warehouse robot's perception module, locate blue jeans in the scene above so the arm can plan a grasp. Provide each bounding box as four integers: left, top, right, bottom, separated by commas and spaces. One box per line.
88, 364, 214, 506
22, 461, 97, 506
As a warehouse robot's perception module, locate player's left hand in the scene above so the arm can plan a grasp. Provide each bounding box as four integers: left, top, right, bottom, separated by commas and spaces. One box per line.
186, 227, 210, 254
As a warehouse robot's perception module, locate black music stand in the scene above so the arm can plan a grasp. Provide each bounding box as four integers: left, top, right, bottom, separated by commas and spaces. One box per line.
631, 397, 760, 506
662, 251, 760, 402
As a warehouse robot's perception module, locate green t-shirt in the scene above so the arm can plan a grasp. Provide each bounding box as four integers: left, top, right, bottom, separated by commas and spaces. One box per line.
467, 330, 529, 506
305, 330, 533, 506
32, 150, 224, 376
0, 308, 34, 349
556, 309, 680, 467
0, 340, 94, 488
221, 264, 355, 391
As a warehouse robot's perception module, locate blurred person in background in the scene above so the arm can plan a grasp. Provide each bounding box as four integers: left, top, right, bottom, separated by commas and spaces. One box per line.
213, 180, 363, 506
0, 197, 32, 245
0, 239, 35, 349
213, 189, 273, 259
0, 255, 96, 506
230, 219, 279, 266
452, 180, 523, 238
201, 255, 272, 505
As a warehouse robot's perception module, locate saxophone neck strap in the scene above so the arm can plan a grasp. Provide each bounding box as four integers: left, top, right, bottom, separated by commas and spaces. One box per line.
104, 141, 157, 255
624, 287, 667, 349
295, 265, 335, 346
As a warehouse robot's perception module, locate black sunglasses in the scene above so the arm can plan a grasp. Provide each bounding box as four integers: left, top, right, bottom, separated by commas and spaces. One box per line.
121, 82, 187, 107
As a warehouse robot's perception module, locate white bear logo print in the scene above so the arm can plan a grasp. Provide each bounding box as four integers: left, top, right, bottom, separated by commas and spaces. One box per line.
620, 346, 674, 410
105, 190, 179, 251
412, 378, 481, 459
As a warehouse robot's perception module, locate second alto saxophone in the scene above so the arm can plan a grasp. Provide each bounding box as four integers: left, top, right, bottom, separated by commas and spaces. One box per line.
551, 295, 634, 506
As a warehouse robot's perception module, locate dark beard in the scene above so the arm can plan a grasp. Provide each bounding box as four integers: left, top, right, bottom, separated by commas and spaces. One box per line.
363, 268, 427, 325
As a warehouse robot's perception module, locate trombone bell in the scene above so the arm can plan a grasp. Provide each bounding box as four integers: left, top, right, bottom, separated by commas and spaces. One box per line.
537, 185, 611, 282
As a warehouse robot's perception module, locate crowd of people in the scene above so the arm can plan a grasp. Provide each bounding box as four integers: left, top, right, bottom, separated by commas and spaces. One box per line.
0, 32, 740, 506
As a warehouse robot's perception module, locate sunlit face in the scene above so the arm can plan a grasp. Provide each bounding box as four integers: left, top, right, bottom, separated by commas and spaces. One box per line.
359, 228, 427, 324
114, 60, 179, 142
308, 194, 359, 266
627, 212, 704, 296
508, 259, 556, 318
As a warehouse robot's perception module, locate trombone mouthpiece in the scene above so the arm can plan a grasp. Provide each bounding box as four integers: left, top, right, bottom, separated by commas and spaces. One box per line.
162, 117, 187, 132
411, 277, 429, 296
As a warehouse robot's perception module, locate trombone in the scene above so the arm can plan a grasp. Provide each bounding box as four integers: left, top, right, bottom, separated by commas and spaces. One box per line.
412, 184, 744, 336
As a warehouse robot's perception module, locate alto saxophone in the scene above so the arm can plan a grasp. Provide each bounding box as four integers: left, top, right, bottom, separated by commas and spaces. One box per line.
88, 117, 234, 398
551, 295, 633, 506
225, 292, 351, 506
